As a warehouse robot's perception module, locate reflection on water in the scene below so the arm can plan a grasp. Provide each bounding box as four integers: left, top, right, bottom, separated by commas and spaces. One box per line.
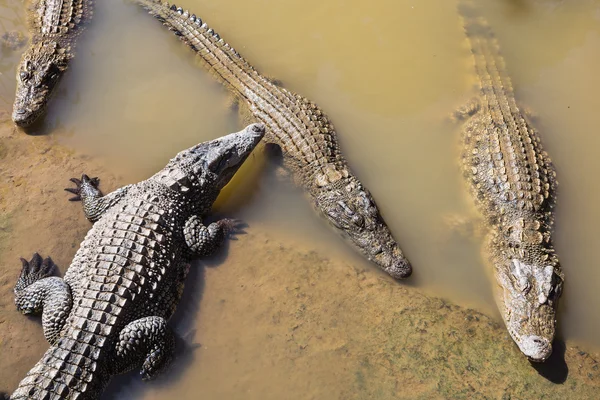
0, 0, 600, 397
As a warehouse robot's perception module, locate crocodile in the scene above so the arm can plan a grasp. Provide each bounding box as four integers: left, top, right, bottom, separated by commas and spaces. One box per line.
7, 123, 265, 399
455, 4, 564, 361
133, 0, 412, 279
1, 30, 26, 51
12, 0, 93, 127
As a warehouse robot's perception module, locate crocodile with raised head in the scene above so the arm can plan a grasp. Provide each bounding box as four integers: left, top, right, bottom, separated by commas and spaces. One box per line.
134, 0, 412, 279
455, 4, 564, 361
7, 123, 265, 399
12, 0, 93, 127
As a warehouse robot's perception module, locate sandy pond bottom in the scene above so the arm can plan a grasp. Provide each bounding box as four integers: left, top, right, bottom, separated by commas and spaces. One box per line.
0, 119, 599, 399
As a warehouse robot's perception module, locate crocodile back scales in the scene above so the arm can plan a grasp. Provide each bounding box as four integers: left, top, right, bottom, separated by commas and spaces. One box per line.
31, 0, 93, 39
11, 182, 190, 399
459, 3, 557, 220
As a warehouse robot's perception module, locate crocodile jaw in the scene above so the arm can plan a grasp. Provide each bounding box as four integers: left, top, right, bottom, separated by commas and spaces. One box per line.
154, 123, 265, 195
316, 177, 412, 279
12, 41, 69, 127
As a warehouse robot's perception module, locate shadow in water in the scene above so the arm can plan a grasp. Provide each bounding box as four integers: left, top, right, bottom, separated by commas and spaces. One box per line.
17, 113, 58, 136
530, 338, 568, 384
101, 238, 236, 400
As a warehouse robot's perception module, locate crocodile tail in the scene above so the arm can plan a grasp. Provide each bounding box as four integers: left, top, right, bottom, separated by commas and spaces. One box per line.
9, 334, 105, 399
458, 3, 516, 98
134, 0, 278, 103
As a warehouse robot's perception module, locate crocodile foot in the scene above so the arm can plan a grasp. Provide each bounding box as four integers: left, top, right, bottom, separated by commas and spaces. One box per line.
174, 329, 201, 359
217, 218, 247, 239
14, 253, 57, 294
449, 97, 481, 123
441, 213, 486, 240
64, 174, 100, 201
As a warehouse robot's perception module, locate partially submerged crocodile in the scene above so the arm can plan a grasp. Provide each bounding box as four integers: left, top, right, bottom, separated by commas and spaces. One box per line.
134, 0, 412, 279
12, 0, 93, 127
455, 4, 564, 361
8, 124, 265, 399
1, 31, 26, 51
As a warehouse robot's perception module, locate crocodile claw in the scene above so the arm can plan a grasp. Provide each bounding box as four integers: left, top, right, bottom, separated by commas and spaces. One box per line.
64, 174, 100, 201
219, 218, 247, 239
15, 253, 57, 294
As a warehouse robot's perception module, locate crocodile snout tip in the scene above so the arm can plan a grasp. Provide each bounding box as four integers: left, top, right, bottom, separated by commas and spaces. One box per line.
242, 123, 265, 146
387, 260, 412, 279
521, 335, 552, 362
12, 108, 31, 127
248, 123, 265, 135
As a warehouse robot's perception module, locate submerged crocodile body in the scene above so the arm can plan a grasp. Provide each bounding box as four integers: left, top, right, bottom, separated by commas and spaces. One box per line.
12, 0, 93, 126
456, 5, 563, 361
8, 124, 265, 399
135, 0, 412, 279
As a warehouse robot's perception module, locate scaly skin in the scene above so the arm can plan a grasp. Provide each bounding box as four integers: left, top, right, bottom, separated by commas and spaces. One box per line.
9, 124, 265, 399
134, 0, 412, 279
456, 4, 564, 362
12, 0, 93, 127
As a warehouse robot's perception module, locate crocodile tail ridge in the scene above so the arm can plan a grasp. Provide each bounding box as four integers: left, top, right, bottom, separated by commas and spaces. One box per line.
9, 336, 103, 399
134, 0, 268, 98
457, 2, 515, 98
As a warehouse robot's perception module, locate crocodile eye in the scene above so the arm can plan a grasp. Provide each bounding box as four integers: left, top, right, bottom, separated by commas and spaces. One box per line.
513, 275, 531, 295
547, 281, 562, 303
19, 71, 30, 81
45, 64, 61, 81
352, 214, 365, 228
359, 192, 377, 217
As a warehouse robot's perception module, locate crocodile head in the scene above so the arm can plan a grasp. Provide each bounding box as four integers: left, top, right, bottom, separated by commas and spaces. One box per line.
316, 176, 412, 279
490, 219, 564, 362
12, 41, 71, 127
154, 123, 265, 198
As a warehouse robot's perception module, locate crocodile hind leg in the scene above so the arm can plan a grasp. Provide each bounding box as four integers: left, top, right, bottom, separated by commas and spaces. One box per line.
441, 213, 487, 240
183, 215, 246, 257
450, 97, 481, 122
14, 253, 72, 345
114, 316, 175, 380
65, 174, 130, 222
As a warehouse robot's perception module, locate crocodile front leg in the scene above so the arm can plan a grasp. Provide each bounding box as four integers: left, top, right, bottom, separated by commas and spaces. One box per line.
183, 215, 245, 256
65, 174, 130, 222
114, 316, 175, 380
451, 97, 481, 122
14, 253, 72, 345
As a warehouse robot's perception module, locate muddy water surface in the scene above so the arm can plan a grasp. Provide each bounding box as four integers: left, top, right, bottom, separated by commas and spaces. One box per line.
1, 0, 600, 398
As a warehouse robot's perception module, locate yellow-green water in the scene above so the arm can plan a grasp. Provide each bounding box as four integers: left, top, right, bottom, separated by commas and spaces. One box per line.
1, 0, 600, 398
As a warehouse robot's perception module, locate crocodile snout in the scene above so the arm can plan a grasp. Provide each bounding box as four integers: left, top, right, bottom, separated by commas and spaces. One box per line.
520, 335, 552, 362
12, 108, 31, 127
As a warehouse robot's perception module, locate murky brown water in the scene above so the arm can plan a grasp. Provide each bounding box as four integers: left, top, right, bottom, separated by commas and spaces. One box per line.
1, 0, 600, 398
